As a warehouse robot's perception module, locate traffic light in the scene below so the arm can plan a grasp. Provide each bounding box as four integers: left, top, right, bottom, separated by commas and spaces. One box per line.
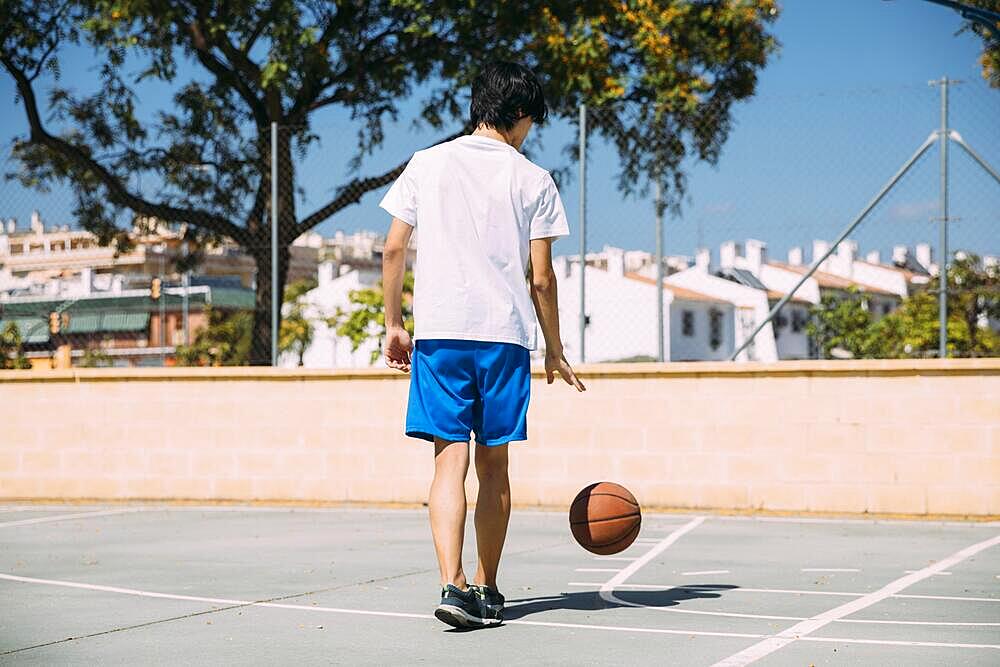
49, 311, 60, 334
151, 277, 162, 300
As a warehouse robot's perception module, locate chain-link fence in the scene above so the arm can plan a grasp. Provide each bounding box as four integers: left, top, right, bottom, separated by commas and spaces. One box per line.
567, 80, 999, 364
2, 79, 997, 369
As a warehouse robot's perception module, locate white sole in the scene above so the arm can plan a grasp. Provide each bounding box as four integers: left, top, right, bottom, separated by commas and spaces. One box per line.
434, 604, 501, 628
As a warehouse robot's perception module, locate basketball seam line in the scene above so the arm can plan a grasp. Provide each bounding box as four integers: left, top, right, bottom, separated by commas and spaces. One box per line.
570, 513, 642, 526
583, 522, 642, 549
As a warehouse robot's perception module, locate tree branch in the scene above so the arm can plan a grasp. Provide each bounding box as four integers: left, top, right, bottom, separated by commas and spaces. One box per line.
2, 54, 249, 246
181, 17, 269, 129
293, 122, 474, 236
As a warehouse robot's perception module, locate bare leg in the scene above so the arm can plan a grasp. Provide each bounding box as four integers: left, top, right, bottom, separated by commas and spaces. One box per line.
472, 443, 511, 589
429, 438, 470, 588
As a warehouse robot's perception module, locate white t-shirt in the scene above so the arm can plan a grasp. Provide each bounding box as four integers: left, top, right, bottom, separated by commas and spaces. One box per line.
379, 134, 570, 350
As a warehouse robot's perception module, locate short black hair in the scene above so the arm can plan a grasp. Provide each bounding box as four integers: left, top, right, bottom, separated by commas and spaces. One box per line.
470, 61, 548, 131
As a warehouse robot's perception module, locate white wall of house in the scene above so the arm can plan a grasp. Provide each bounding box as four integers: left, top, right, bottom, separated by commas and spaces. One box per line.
553, 248, 734, 363
666, 265, 778, 362
770, 303, 813, 359
669, 299, 734, 361
280, 262, 381, 368
553, 253, 669, 363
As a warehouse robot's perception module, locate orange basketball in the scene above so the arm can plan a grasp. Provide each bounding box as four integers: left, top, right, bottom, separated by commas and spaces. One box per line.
569, 482, 641, 555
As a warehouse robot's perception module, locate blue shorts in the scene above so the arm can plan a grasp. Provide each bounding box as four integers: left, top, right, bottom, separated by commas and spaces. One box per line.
406, 339, 531, 446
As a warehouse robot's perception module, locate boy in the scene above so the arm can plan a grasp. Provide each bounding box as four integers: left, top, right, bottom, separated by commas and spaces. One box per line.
379, 61, 585, 629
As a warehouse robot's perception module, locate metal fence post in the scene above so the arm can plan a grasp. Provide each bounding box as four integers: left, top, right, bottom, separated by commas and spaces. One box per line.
181, 240, 190, 346
937, 76, 949, 359
655, 179, 664, 362
578, 103, 587, 364
270, 121, 279, 367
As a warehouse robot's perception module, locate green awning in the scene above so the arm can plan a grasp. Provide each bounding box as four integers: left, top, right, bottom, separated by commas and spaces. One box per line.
0, 317, 50, 344
101, 312, 150, 332
63, 311, 150, 334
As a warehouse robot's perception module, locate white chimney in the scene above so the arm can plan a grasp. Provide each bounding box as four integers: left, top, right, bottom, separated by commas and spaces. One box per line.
31, 210, 44, 234
318, 260, 336, 288
695, 248, 711, 273
812, 240, 831, 269
892, 245, 909, 266
80, 267, 93, 295
866, 250, 881, 264
553, 255, 570, 278
787, 246, 803, 266
604, 246, 626, 277
719, 241, 740, 269
5, 218, 14, 234
830, 240, 857, 278
916, 243, 933, 271
745, 239, 767, 274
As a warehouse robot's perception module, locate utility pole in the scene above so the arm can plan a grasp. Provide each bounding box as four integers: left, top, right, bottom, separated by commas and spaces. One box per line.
931, 76, 958, 358
270, 122, 279, 367
578, 104, 587, 364
181, 240, 190, 346
655, 180, 664, 362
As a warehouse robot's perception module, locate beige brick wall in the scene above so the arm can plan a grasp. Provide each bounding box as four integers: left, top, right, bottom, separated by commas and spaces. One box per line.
1, 359, 998, 516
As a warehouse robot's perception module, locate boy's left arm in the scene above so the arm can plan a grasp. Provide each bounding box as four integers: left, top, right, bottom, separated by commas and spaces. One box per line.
382, 218, 414, 371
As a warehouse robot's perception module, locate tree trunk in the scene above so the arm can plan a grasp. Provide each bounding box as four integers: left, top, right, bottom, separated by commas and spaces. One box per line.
249, 243, 290, 365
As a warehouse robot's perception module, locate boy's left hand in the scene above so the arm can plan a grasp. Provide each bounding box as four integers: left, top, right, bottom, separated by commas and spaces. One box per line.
384, 326, 413, 372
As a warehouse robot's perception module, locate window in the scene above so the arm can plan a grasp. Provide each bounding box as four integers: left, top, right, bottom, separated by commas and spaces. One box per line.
709, 309, 723, 351
681, 310, 695, 337
882, 302, 892, 316
791, 309, 807, 333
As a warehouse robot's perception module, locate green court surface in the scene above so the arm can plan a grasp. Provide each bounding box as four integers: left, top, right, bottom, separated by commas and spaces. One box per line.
1, 505, 997, 665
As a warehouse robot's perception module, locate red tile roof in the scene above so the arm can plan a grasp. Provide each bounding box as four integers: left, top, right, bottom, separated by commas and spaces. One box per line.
623, 272, 728, 303
768, 261, 896, 296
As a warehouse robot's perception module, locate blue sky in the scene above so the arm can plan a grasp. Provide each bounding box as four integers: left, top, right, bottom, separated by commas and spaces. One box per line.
2, 0, 998, 264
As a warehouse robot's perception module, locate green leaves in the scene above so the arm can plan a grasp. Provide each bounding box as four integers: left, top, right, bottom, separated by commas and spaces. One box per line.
807, 256, 1000, 359
333, 272, 414, 365
279, 277, 317, 366
0, 321, 33, 370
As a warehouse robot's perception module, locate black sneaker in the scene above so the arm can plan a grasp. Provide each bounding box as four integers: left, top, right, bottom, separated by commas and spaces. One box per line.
435, 584, 486, 628
470, 585, 505, 624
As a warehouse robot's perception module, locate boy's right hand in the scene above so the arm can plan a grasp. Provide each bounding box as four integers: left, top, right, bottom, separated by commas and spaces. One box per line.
545, 352, 586, 392
384, 326, 413, 372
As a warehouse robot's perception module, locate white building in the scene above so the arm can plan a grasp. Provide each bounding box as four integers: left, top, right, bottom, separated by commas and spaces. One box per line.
554, 246, 735, 363
279, 261, 382, 368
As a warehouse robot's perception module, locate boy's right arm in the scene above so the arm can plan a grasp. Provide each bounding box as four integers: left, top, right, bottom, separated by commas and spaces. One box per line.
529, 237, 586, 392
382, 218, 414, 372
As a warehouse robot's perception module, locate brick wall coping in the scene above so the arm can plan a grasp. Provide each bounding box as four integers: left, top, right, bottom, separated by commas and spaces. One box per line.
2, 358, 997, 383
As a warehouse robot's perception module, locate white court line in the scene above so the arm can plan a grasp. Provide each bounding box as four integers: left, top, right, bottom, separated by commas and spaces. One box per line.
574, 568, 621, 573
1, 573, 997, 650
682, 570, 730, 576
897, 593, 1000, 603
710, 532, 1000, 667
0, 572, 763, 641
836, 618, 1000, 627
572, 582, 1000, 604
800, 636, 1000, 650
801, 568, 860, 573
0, 509, 138, 528
904, 570, 951, 575
599, 516, 706, 607
570, 582, 864, 597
